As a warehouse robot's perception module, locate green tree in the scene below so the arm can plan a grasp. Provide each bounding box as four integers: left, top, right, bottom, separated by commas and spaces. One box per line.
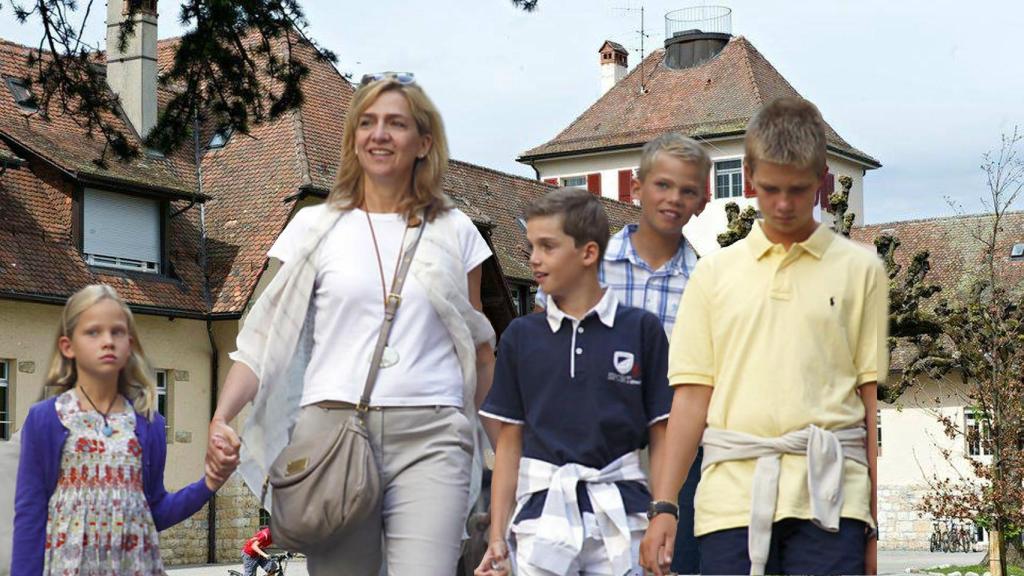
2, 0, 335, 161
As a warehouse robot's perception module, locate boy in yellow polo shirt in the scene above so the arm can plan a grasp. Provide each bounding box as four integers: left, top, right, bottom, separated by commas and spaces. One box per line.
640, 96, 887, 576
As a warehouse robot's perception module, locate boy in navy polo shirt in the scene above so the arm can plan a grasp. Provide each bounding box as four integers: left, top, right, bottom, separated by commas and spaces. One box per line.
475, 188, 672, 576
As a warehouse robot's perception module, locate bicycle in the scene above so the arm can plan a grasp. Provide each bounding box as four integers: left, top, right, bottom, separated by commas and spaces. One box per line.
227, 551, 295, 576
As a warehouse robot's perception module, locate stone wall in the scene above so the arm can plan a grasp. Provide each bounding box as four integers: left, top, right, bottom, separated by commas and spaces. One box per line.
878, 484, 933, 551
214, 475, 264, 562
159, 506, 209, 566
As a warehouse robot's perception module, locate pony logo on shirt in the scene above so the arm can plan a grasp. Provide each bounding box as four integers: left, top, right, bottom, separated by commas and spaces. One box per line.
608, 351, 641, 386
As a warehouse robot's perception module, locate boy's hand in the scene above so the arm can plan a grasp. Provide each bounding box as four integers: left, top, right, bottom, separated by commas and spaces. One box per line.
865, 537, 877, 575
474, 539, 510, 576
640, 514, 676, 576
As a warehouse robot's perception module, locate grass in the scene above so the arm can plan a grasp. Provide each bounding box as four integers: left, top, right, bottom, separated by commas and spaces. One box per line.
925, 565, 1024, 576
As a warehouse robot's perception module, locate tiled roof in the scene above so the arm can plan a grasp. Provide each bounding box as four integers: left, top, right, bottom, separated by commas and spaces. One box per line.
445, 160, 639, 283
851, 212, 1024, 299
0, 39, 199, 198
520, 36, 879, 168
0, 31, 636, 316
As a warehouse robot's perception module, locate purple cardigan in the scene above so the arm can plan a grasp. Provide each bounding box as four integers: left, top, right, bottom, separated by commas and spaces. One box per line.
11, 395, 215, 576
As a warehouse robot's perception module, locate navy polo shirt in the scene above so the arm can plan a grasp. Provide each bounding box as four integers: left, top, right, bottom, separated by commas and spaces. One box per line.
480, 289, 672, 523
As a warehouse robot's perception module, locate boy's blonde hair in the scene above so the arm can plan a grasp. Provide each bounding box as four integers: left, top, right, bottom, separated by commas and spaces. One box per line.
744, 96, 828, 177
329, 79, 451, 223
637, 132, 711, 185
46, 284, 157, 419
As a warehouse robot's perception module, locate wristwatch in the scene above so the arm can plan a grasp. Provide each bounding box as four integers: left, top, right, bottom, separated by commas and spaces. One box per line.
647, 500, 679, 521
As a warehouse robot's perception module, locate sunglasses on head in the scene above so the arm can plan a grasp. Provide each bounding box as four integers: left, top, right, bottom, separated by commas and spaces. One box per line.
358, 71, 416, 87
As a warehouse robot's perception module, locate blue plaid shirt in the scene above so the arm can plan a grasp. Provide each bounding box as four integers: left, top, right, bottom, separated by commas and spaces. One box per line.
536, 224, 698, 336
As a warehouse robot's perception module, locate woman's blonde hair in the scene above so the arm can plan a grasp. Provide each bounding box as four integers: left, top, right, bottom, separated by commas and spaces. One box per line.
45, 284, 157, 419
328, 78, 451, 223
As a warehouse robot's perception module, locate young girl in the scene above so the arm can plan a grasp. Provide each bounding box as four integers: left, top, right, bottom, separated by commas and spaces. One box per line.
11, 284, 228, 576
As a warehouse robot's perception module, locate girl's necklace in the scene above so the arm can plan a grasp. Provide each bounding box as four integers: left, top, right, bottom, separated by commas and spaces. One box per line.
365, 208, 409, 369
79, 386, 116, 437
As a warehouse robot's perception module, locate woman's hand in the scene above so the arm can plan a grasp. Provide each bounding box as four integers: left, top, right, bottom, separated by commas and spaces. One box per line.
474, 539, 510, 576
204, 418, 240, 490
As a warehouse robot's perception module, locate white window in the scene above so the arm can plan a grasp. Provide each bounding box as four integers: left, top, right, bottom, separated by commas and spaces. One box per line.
0, 360, 10, 441
714, 159, 743, 199
155, 369, 172, 439
561, 175, 587, 187
83, 188, 161, 273
965, 409, 991, 457
876, 409, 882, 457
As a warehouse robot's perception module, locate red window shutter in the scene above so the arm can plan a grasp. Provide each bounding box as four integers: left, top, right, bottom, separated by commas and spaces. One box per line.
743, 178, 756, 198
617, 170, 633, 203
587, 173, 601, 195
817, 170, 834, 210
543, 178, 558, 186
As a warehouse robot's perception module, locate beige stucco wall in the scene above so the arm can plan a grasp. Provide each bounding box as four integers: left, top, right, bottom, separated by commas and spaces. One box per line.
876, 375, 988, 550
0, 299, 213, 490
531, 139, 870, 255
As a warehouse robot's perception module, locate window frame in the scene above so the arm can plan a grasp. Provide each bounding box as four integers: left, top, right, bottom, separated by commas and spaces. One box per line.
560, 175, 587, 188
876, 408, 882, 458
155, 369, 173, 442
0, 359, 12, 441
965, 408, 991, 457
713, 157, 744, 200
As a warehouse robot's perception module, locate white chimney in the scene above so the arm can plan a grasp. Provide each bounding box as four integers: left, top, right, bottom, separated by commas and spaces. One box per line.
106, 0, 159, 138
599, 40, 628, 96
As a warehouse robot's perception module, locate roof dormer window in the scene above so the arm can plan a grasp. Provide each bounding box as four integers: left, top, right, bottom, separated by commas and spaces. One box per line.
5, 77, 38, 112
82, 188, 162, 274
208, 126, 233, 149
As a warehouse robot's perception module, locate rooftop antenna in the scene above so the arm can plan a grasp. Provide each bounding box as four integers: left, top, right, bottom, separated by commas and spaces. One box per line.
612, 2, 651, 94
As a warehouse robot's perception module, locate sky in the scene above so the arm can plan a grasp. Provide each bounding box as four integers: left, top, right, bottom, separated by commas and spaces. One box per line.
2, 0, 1023, 224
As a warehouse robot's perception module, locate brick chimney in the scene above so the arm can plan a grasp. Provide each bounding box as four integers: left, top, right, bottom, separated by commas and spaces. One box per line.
106, 0, 158, 138
599, 41, 628, 96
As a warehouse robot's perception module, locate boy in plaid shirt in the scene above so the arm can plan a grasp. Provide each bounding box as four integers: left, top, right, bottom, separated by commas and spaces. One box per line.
536, 133, 710, 573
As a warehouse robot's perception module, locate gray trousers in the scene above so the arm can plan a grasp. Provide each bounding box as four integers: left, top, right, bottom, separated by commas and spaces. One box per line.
296, 404, 473, 576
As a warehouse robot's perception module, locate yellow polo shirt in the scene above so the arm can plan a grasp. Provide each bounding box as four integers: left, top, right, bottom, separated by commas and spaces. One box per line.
669, 221, 888, 536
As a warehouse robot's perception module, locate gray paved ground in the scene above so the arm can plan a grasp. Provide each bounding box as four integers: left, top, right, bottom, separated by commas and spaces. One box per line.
167, 558, 309, 576
879, 550, 987, 575
165, 550, 985, 575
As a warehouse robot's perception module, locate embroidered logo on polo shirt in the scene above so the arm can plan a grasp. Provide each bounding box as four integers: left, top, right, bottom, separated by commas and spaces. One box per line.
613, 351, 634, 374
608, 351, 642, 386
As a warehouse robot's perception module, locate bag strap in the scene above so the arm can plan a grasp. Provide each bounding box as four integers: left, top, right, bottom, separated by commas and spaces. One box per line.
356, 218, 427, 412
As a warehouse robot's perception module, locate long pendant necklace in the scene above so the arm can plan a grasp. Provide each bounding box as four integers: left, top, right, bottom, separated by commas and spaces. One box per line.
79, 385, 117, 437
365, 209, 409, 369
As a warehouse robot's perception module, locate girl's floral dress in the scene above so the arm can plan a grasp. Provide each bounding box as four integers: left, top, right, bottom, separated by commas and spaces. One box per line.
43, 390, 163, 576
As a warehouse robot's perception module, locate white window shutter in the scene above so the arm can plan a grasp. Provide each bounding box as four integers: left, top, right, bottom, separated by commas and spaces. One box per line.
83, 189, 161, 270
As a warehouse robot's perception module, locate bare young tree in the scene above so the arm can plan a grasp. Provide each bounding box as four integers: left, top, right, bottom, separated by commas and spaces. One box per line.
916, 128, 1024, 576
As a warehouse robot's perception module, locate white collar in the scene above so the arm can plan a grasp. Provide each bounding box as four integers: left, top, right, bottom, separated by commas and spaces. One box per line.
545, 288, 618, 333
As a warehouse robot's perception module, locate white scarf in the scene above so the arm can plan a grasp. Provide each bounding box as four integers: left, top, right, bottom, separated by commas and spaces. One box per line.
512, 450, 646, 576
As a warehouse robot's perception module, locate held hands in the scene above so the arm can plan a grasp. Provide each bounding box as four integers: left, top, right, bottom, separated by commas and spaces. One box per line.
204, 418, 241, 491
474, 539, 511, 576
639, 514, 677, 576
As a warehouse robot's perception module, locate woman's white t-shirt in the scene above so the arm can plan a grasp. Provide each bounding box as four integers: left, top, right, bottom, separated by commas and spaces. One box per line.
267, 206, 492, 408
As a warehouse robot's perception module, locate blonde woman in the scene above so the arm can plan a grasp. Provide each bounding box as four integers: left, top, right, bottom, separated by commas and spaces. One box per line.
206, 73, 497, 576
11, 284, 221, 576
